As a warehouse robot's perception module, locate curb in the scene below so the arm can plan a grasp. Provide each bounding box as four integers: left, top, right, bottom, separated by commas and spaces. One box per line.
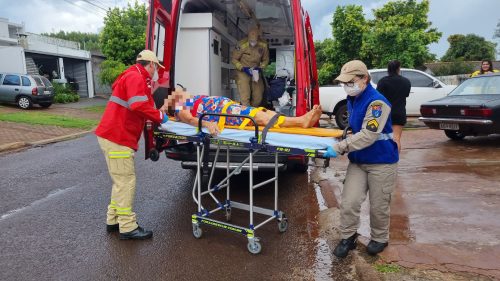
0, 130, 93, 152
0, 142, 27, 152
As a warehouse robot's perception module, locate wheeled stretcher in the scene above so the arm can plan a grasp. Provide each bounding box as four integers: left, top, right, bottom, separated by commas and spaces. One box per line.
155, 113, 342, 254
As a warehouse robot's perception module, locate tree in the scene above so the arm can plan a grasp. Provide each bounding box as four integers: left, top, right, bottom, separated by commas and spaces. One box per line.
360, 0, 441, 68
42, 31, 100, 51
442, 34, 497, 61
99, 1, 147, 84
315, 5, 366, 85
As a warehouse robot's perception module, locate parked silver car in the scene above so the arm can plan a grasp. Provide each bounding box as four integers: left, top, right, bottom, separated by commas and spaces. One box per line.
0, 72, 54, 109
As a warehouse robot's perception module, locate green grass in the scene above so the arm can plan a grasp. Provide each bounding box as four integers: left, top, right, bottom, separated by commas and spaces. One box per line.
83, 105, 106, 113
373, 263, 401, 273
0, 112, 98, 130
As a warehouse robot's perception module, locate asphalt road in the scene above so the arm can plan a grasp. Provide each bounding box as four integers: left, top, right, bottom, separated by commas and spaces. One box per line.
0, 134, 339, 281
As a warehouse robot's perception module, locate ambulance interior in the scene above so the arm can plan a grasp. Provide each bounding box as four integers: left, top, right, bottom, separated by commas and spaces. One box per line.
174, 0, 297, 116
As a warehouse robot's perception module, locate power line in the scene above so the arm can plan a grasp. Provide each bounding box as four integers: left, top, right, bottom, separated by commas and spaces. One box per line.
81, 0, 108, 12
62, 0, 106, 17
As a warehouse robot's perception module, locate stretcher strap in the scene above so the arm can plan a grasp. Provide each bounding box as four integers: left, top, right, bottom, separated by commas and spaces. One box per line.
261, 113, 282, 143
238, 107, 265, 129
274, 116, 286, 128
217, 101, 237, 132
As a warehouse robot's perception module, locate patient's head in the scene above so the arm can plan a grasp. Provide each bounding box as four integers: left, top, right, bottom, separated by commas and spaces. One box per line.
164, 90, 192, 112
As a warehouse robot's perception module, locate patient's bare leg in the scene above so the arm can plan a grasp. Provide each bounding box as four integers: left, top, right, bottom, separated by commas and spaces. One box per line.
253, 105, 322, 128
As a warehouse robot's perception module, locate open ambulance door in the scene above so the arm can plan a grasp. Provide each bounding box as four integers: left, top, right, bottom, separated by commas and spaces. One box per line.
291, 0, 316, 116
144, 0, 181, 160
304, 12, 319, 111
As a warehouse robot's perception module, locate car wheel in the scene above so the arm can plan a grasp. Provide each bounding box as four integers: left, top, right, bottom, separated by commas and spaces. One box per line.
39, 102, 52, 108
444, 130, 466, 140
334, 103, 348, 130
17, 96, 33, 109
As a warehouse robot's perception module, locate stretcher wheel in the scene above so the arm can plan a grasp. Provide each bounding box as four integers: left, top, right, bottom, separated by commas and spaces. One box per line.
225, 208, 231, 221
278, 218, 288, 233
149, 149, 160, 161
192, 224, 203, 239
247, 240, 262, 254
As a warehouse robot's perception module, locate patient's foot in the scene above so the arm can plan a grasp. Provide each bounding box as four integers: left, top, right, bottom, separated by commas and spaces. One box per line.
302, 105, 323, 128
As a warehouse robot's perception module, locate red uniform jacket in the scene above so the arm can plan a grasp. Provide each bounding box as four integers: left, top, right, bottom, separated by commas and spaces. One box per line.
95, 64, 164, 150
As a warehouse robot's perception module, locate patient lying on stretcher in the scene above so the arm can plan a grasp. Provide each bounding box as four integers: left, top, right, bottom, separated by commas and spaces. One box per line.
161, 90, 322, 136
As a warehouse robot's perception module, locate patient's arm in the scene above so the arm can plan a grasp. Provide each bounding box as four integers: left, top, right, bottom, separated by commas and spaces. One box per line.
177, 110, 220, 136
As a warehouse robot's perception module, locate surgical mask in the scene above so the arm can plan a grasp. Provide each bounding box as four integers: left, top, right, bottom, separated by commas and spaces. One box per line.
152, 66, 159, 82
249, 40, 257, 47
343, 83, 362, 96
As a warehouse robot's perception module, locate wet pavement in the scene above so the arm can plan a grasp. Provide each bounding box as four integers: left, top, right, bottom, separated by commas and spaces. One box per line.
0, 134, 348, 281
1, 106, 500, 280
317, 127, 500, 280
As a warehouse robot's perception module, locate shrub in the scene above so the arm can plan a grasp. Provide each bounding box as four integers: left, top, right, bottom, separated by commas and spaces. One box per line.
432, 61, 475, 76
52, 82, 80, 104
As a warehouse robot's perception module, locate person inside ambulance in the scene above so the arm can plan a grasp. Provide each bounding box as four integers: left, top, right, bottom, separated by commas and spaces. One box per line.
161, 90, 323, 136
231, 26, 269, 107
323, 60, 399, 258
95, 49, 169, 240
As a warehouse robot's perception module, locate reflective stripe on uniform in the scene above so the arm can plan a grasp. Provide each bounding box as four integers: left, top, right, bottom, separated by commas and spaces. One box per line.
109, 95, 148, 109
108, 151, 132, 159
377, 133, 394, 141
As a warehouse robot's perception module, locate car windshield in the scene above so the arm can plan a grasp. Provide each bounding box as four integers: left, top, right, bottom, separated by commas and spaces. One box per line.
449, 75, 500, 96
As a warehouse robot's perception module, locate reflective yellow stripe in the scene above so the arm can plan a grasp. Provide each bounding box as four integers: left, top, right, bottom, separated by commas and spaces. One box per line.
116, 211, 132, 215
217, 101, 237, 132
238, 107, 265, 129
109, 151, 132, 159
114, 207, 131, 211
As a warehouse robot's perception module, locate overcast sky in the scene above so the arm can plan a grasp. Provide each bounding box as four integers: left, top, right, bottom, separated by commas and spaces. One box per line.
1, 0, 499, 59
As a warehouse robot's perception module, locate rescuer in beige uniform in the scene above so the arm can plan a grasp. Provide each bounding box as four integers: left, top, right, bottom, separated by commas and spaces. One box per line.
231, 27, 269, 107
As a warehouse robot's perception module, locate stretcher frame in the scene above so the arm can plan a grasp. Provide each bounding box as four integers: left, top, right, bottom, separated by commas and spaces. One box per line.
154, 113, 330, 254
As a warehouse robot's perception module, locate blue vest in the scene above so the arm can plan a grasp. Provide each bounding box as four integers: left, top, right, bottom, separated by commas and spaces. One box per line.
347, 84, 399, 164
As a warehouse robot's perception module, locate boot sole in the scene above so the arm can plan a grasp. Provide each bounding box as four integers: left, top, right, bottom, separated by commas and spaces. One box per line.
119, 234, 153, 240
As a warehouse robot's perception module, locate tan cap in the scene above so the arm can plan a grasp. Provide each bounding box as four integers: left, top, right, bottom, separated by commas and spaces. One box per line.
335, 60, 368, 82
136, 49, 164, 68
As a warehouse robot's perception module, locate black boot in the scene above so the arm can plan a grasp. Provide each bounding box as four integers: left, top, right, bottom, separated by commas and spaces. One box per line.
106, 224, 119, 233
119, 226, 153, 240
333, 233, 358, 258
366, 240, 388, 255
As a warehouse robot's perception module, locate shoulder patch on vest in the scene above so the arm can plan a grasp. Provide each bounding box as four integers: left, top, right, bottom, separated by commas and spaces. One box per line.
366, 119, 379, 132
371, 103, 383, 118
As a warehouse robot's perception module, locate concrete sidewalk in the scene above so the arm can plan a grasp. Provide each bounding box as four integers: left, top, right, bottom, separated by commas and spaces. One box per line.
0, 97, 107, 152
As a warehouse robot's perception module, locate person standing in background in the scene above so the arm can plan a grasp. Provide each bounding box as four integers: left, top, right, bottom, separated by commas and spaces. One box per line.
231, 26, 269, 107
376, 60, 411, 153
470, 60, 499, 77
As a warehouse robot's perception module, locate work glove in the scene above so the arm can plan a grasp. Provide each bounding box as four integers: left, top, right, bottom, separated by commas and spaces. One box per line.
242, 67, 253, 76
323, 146, 337, 158
161, 113, 169, 124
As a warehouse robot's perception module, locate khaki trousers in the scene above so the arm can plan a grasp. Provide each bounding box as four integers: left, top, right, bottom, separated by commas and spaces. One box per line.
236, 70, 264, 107
339, 162, 397, 243
97, 136, 138, 233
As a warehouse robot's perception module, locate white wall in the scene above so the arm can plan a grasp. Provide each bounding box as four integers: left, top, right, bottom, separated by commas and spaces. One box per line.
0, 46, 26, 73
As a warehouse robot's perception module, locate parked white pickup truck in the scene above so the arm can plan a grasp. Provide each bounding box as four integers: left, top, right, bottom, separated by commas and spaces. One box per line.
319, 68, 457, 129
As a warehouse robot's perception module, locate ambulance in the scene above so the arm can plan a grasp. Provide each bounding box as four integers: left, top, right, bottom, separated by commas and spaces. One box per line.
144, 0, 319, 172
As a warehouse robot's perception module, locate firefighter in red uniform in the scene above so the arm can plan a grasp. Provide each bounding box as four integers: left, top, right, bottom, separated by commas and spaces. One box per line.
95, 50, 168, 240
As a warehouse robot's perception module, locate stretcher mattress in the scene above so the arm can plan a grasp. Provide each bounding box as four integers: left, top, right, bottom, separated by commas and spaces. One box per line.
160, 121, 337, 150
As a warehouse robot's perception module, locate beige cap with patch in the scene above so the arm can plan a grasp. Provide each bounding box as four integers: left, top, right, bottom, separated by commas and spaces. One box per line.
136, 49, 164, 68
335, 60, 368, 82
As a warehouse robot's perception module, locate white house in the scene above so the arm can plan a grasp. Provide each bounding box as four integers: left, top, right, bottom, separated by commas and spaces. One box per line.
0, 17, 94, 98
